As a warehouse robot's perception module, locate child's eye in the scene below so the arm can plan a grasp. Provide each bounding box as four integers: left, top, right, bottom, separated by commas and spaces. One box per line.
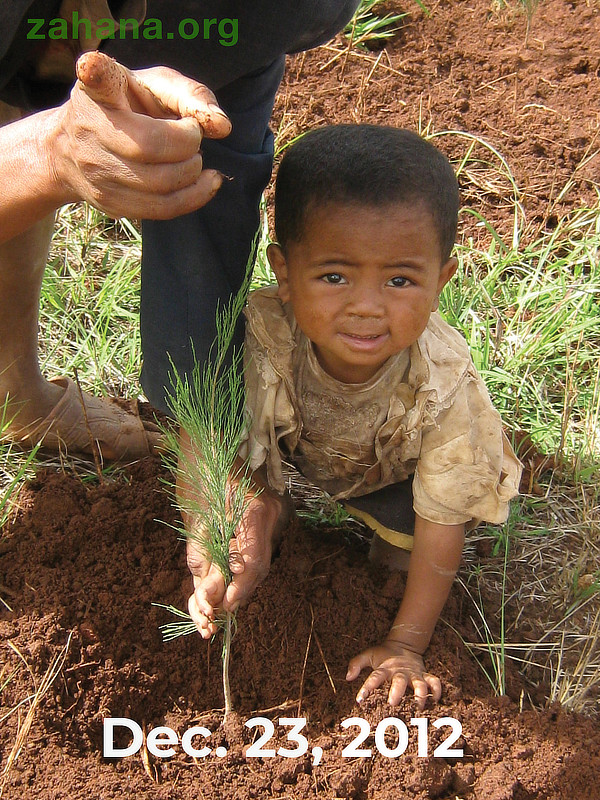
321, 273, 345, 284
388, 276, 410, 288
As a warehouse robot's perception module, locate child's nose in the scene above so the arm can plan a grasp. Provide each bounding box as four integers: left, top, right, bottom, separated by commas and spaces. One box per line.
346, 285, 385, 317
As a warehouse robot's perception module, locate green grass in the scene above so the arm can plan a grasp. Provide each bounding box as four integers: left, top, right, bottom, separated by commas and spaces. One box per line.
440, 206, 600, 475
344, 1, 409, 49
41, 205, 143, 397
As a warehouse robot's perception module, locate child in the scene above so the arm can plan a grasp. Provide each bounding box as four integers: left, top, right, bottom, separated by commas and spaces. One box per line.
189, 125, 522, 708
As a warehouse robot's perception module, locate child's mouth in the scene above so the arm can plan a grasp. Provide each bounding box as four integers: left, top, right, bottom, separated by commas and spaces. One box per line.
338, 332, 388, 350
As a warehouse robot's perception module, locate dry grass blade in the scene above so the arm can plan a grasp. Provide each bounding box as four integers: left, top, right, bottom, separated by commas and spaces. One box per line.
310, 604, 337, 696
140, 726, 159, 783
297, 610, 314, 716
549, 607, 600, 712
1, 634, 72, 796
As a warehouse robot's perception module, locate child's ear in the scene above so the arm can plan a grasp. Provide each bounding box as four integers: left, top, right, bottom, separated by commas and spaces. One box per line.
432, 256, 458, 311
267, 243, 291, 303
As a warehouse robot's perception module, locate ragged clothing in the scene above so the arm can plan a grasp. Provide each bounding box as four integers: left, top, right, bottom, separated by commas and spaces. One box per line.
240, 285, 522, 526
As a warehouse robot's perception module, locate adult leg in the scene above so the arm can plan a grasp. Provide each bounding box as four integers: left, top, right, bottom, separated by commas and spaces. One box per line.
0, 103, 159, 461
0, 205, 62, 423
140, 58, 286, 412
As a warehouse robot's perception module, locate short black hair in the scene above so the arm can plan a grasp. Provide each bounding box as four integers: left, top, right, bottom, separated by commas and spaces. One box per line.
274, 125, 459, 263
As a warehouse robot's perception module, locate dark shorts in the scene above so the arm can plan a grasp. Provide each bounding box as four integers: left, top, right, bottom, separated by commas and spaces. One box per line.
342, 478, 416, 551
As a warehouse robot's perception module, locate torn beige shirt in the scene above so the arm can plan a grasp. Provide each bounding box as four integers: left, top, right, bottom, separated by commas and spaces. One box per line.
240, 285, 522, 526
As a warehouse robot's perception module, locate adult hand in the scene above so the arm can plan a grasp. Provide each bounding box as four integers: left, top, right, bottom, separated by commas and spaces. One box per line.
346, 640, 442, 709
50, 53, 232, 220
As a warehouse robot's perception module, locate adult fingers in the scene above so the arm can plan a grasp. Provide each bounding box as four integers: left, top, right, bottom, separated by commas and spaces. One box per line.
76, 51, 130, 109
86, 167, 224, 221
133, 66, 232, 138
76, 53, 231, 138
70, 78, 204, 162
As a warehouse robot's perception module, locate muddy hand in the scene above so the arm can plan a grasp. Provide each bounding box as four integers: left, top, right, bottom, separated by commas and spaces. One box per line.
51, 52, 231, 220
346, 641, 442, 709
186, 488, 283, 637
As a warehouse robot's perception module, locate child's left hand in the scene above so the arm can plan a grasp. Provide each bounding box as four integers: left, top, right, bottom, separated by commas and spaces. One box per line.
346, 640, 442, 709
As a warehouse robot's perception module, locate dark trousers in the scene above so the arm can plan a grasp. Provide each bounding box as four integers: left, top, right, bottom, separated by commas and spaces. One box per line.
139, 58, 285, 412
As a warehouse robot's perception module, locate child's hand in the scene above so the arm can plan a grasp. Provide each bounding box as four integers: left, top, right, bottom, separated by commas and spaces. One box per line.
186, 485, 283, 637
346, 640, 442, 709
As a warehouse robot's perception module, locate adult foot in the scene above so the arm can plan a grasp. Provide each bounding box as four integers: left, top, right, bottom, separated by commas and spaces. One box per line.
1, 376, 162, 461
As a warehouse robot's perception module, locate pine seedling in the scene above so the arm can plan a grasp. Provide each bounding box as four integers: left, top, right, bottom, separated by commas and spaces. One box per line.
158, 265, 256, 718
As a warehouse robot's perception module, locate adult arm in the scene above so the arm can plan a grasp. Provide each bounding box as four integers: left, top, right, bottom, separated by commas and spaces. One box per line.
0, 60, 232, 243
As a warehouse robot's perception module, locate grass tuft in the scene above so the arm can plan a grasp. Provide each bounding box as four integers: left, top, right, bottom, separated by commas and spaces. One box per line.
0, 398, 39, 531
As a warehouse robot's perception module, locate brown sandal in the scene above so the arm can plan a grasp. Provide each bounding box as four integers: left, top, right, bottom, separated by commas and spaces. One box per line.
3, 377, 163, 462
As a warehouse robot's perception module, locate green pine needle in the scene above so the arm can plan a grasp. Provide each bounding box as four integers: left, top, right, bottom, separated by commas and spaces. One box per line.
158, 248, 258, 716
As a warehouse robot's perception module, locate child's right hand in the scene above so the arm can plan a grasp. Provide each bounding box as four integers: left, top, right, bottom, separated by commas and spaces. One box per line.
186, 485, 284, 637
346, 640, 442, 709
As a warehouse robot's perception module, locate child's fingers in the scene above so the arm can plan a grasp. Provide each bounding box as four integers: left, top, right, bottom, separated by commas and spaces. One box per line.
345, 651, 372, 682
222, 540, 272, 613
222, 569, 258, 614
221, 557, 269, 613
387, 673, 409, 706
406, 676, 430, 710
186, 536, 209, 579
424, 673, 443, 703
355, 666, 390, 704
192, 567, 226, 617
346, 650, 442, 708
187, 591, 218, 639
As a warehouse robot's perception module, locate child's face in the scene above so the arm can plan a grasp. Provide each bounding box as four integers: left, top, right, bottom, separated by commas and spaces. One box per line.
268, 202, 458, 384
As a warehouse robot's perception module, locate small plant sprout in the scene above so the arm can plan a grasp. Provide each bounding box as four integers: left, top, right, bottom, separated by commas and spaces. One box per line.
157, 265, 256, 719
344, 0, 408, 50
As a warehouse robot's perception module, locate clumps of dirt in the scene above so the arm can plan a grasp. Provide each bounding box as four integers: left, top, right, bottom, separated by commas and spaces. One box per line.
1, 458, 599, 799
